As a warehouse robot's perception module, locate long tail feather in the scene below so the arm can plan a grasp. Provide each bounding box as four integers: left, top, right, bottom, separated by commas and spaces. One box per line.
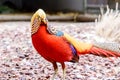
64, 33, 120, 58
90, 46, 120, 58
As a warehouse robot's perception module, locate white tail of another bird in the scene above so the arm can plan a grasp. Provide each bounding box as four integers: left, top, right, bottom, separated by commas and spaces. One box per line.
94, 3, 120, 53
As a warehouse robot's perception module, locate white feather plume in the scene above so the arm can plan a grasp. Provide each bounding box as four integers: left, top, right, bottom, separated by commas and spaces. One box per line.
95, 3, 120, 43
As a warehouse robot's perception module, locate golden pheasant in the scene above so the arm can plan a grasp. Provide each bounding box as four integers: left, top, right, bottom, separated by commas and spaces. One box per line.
31, 8, 120, 80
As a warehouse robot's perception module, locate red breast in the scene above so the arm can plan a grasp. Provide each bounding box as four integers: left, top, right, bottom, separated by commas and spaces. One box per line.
32, 25, 73, 62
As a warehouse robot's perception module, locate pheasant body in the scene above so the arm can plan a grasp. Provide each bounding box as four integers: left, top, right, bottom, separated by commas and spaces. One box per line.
31, 9, 120, 80
32, 25, 76, 63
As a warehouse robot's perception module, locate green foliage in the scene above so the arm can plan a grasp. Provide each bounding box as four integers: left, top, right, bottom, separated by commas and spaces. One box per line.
0, 5, 14, 14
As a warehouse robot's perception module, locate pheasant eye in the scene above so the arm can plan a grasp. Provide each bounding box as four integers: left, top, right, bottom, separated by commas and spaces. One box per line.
52, 28, 55, 31
38, 17, 41, 21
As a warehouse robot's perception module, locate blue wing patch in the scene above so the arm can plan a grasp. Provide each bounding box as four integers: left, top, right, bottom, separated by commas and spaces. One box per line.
56, 31, 64, 36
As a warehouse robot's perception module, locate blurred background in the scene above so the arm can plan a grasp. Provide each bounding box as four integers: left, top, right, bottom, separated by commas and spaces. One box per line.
0, 0, 120, 22
1, 0, 120, 80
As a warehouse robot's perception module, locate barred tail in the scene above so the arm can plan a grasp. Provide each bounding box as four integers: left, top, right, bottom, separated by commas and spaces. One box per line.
93, 3, 120, 61
90, 46, 120, 57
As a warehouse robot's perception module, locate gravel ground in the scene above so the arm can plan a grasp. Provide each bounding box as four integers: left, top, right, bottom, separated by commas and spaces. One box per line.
0, 21, 120, 80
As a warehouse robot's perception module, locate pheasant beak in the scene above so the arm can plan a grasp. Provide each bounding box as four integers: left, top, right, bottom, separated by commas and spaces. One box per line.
42, 18, 48, 24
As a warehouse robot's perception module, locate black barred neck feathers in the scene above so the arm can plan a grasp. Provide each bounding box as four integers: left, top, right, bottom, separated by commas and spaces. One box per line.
31, 16, 41, 35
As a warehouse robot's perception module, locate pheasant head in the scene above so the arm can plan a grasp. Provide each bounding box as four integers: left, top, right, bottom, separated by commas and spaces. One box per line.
31, 9, 47, 35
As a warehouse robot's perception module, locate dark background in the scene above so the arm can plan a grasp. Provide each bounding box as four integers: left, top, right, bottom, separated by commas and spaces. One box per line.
0, 0, 119, 14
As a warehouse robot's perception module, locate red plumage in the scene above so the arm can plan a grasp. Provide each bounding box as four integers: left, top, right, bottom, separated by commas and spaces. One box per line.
32, 25, 75, 63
